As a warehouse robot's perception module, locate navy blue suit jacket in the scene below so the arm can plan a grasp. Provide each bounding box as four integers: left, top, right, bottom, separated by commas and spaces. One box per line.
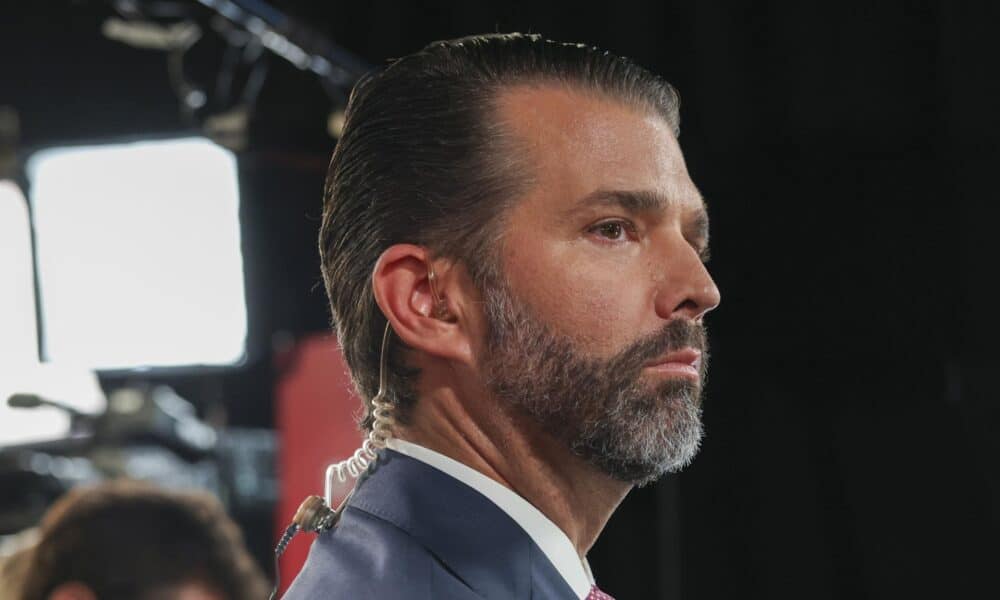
284, 449, 580, 599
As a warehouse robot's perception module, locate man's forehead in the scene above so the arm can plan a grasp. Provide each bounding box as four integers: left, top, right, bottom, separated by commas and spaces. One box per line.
496, 84, 698, 215
496, 83, 671, 148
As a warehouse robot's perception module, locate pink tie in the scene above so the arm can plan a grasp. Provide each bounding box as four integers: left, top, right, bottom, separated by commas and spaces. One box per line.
587, 585, 616, 600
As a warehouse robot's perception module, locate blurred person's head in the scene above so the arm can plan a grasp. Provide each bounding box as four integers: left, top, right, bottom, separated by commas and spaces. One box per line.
17, 480, 269, 600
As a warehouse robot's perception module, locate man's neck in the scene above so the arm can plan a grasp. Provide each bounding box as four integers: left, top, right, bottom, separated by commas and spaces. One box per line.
393, 383, 631, 557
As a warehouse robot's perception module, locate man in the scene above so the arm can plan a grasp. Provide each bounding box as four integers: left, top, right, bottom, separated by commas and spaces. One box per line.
288, 32, 720, 599
14, 480, 269, 600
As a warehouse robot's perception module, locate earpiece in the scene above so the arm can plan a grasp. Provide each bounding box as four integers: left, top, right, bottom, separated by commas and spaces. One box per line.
426, 267, 450, 319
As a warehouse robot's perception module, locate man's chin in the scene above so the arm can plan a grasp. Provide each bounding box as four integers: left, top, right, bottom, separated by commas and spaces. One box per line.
576, 445, 701, 487
584, 387, 705, 485
644, 377, 704, 407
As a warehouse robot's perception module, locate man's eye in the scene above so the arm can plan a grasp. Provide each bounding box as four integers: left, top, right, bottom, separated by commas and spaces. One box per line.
589, 221, 632, 241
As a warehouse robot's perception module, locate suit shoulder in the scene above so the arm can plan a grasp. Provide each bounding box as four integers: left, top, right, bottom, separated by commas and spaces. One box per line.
283, 506, 482, 600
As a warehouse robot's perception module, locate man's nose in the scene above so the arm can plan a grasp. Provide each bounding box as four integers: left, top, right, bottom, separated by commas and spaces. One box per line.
652, 240, 721, 323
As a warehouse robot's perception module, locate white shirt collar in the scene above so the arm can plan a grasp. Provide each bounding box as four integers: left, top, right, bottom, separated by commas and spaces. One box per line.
385, 438, 594, 599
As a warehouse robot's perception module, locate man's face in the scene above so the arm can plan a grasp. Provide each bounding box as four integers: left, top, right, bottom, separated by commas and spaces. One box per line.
478, 85, 721, 485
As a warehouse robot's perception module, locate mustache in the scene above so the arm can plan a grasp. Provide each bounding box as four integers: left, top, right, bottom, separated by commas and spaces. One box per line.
607, 319, 708, 376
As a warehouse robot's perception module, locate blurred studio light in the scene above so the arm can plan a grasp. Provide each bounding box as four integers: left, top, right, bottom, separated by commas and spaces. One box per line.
0, 180, 37, 366
26, 138, 248, 370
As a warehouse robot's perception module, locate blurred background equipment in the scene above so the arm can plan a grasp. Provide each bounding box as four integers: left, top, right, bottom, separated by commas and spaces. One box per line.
96, 0, 369, 150
0, 364, 105, 448
1, 0, 371, 584
0, 378, 278, 537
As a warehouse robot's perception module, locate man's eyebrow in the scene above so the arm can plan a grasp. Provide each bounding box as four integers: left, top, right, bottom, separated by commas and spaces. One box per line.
566, 188, 709, 217
568, 189, 667, 214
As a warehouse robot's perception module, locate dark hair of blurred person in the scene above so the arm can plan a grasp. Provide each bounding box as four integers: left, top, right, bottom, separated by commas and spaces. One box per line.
16, 480, 269, 600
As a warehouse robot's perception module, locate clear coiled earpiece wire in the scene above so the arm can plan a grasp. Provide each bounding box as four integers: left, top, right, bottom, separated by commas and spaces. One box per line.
322, 263, 447, 501
270, 320, 396, 600
323, 320, 396, 504
270, 267, 444, 599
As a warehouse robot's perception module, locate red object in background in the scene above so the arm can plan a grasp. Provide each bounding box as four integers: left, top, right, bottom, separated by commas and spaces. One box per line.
274, 334, 364, 594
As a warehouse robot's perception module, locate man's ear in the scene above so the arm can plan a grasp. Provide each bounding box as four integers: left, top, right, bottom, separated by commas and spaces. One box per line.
48, 582, 97, 600
371, 244, 473, 365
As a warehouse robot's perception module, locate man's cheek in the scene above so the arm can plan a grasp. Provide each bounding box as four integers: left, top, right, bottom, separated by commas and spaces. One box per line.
554, 285, 639, 352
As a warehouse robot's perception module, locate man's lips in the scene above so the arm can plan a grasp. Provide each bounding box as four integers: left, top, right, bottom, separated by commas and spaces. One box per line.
643, 348, 702, 380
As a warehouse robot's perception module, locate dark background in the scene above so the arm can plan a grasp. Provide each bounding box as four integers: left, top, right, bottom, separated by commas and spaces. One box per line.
2, 1, 997, 598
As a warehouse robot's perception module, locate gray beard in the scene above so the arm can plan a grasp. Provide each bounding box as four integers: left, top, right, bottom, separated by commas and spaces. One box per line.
479, 276, 708, 486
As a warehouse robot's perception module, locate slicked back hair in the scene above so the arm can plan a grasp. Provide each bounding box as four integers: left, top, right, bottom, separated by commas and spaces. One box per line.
319, 33, 681, 430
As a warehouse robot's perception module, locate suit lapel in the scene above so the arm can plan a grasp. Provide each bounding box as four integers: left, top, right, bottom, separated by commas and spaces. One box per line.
347, 449, 578, 599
